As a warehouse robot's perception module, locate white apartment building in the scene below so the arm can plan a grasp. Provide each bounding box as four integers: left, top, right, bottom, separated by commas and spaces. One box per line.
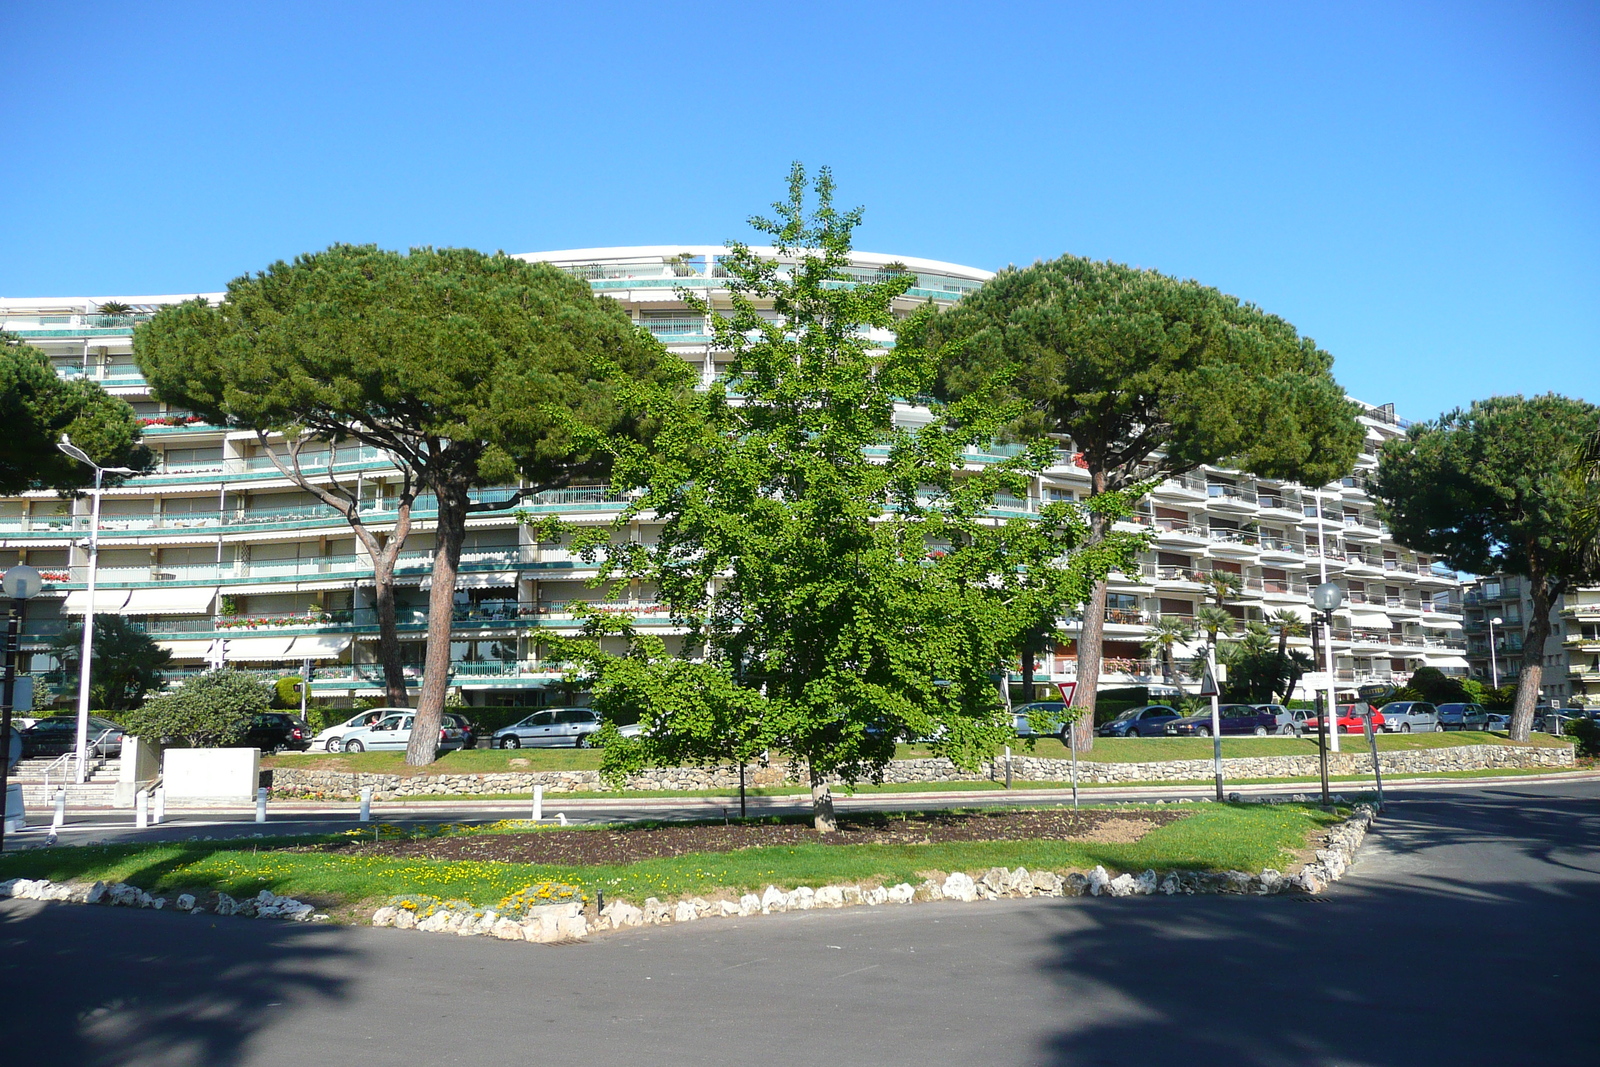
1462, 574, 1600, 706
0, 246, 1467, 708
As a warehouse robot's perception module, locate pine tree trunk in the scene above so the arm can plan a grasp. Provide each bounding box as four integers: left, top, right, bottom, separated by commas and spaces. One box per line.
1509, 570, 1555, 742
370, 523, 411, 708
407, 483, 467, 766
1070, 486, 1111, 753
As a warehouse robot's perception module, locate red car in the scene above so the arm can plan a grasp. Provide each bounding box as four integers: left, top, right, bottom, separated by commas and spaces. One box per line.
1302, 703, 1386, 735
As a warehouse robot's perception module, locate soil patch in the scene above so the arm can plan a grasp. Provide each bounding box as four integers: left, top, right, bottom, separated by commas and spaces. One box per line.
311, 808, 1188, 867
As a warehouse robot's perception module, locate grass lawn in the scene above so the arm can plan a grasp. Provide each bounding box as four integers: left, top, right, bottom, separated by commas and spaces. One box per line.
0, 804, 1341, 912
266, 730, 1563, 777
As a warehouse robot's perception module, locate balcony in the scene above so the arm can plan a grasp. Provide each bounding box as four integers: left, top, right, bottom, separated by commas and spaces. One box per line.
1205, 483, 1258, 514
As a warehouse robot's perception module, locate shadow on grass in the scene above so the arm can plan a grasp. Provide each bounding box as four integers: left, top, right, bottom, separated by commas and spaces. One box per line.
1, 897, 357, 1067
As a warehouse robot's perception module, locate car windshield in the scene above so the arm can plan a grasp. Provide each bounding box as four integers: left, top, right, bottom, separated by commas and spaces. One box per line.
1437, 704, 1466, 713
1114, 708, 1143, 720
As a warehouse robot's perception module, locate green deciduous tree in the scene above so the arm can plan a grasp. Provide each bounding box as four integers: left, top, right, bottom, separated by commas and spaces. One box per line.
1371, 394, 1600, 740
50, 614, 172, 710
122, 668, 272, 748
135, 245, 673, 765
560, 165, 1142, 830
914, 256, 1363, 749
0, 338, 152, 494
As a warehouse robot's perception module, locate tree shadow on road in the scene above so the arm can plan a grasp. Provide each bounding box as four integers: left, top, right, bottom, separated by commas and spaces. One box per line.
1029, 791, 1600, 1066
0, 898, 357, 1067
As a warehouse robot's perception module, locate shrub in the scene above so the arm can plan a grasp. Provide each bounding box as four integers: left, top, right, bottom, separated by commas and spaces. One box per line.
274, 676, 305, 709
121, 669, 273, 747
1564, 717, 1600, 758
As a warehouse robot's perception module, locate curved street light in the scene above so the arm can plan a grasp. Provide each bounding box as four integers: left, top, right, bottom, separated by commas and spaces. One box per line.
57, 436, 138, 784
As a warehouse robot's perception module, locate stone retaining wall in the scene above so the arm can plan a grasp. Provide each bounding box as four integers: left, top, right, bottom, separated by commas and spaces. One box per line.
263, 741, 1572, 800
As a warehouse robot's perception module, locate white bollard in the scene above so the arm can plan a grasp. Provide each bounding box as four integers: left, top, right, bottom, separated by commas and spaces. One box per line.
135, 787, 149, 829
153, 786, 165, 825
255, 786, 267, 824
51, 788, 66, 832
359, 785, 373, 823
532, 784, 543, 822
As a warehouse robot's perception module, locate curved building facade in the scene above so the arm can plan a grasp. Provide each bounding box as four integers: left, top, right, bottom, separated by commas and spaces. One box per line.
0, 246, 1465, 707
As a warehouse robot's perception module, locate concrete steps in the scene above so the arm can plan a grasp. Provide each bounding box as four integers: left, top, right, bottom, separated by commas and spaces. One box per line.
11, 756, 121, 809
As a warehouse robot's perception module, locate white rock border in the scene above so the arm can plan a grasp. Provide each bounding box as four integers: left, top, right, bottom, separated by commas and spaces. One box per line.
0, 878, 326, 922
0, 803, 1377, 941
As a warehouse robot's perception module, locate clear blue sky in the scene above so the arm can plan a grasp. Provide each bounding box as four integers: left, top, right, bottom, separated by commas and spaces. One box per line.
2, 1, 1595, 420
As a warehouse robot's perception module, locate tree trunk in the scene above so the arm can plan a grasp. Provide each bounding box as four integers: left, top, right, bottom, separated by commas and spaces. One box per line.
810, 770, 838, 832
407, 482, 467, 766
370, 515, 412, 708
1509, 570, 1556, 742
1070, 496, 1111, 752
1274, 629, 1291, 705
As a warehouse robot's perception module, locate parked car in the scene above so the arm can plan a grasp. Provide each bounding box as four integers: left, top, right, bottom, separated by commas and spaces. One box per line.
1303, 704, 1387, 735
493, 707, 604, 748
1097, 705, 1183, 738
1377, 701, 1442, 733
245, 712, 312, 753
1436, 703, 1489, 731
341, 712, 466, 753
1164, 703, 1280, 736
1485, 713, 1510, 731
311, 708, 399, 752
1012, 701, 1068, 739
1257, 704, 1309, 736
442, 712, 479, 749
20, 715, 125, 758
1533, 706, 1575, 733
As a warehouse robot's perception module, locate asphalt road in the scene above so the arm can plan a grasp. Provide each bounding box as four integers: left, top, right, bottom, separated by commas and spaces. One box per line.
3, 778, 1597, 1066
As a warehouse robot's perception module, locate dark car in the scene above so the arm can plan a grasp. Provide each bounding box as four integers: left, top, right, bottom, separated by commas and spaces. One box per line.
245, 712, 312, 754
19, 715, 125, 758
442, 712, 479, 749
1436, 703, 1489, 731
1165, 703, 1279, 737
1098, 705, 1183, 737
1013, 702, 1069, 739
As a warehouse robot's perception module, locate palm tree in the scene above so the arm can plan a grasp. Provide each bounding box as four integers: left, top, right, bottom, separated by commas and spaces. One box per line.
1195, 605, 1237, 647
1202, 570, 1244, 608
1268, 608, 1309, 704
1143, 615, 1194, 685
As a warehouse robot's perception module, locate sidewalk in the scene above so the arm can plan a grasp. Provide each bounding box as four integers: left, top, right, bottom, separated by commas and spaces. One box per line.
10, 768, 1600, 849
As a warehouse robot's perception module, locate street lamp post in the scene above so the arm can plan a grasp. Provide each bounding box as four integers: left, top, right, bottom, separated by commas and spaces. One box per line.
56, 435, 137, 784
1489, 617, 1502, 689
1, 564, 44, 852
1312, 581, 1346, 808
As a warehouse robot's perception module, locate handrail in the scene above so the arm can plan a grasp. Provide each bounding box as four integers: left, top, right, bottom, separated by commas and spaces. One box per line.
40, 728, 118, 790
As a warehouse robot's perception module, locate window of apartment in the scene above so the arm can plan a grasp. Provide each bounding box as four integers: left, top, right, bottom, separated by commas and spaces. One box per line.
1211, 560, 1242, 576
1157, 552, 1191, 568
1107, 593, 1139, 611
1045, 487, 1075, 502
158, 546, 218, 567
1158, 598, 1194, 617
1154, 506, 1188, 529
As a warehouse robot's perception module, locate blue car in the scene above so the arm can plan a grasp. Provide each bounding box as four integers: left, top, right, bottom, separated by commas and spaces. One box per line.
1097, 705, 1183, 737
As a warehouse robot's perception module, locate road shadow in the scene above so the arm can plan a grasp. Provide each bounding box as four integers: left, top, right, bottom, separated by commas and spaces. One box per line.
1030, 787, 1600, 1066
0, 898, 357, 1067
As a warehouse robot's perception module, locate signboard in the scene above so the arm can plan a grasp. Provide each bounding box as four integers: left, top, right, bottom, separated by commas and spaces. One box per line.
1300, 672, 1333, 689
1054, 681, 1077, 705
1198, 664, 1219, 697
